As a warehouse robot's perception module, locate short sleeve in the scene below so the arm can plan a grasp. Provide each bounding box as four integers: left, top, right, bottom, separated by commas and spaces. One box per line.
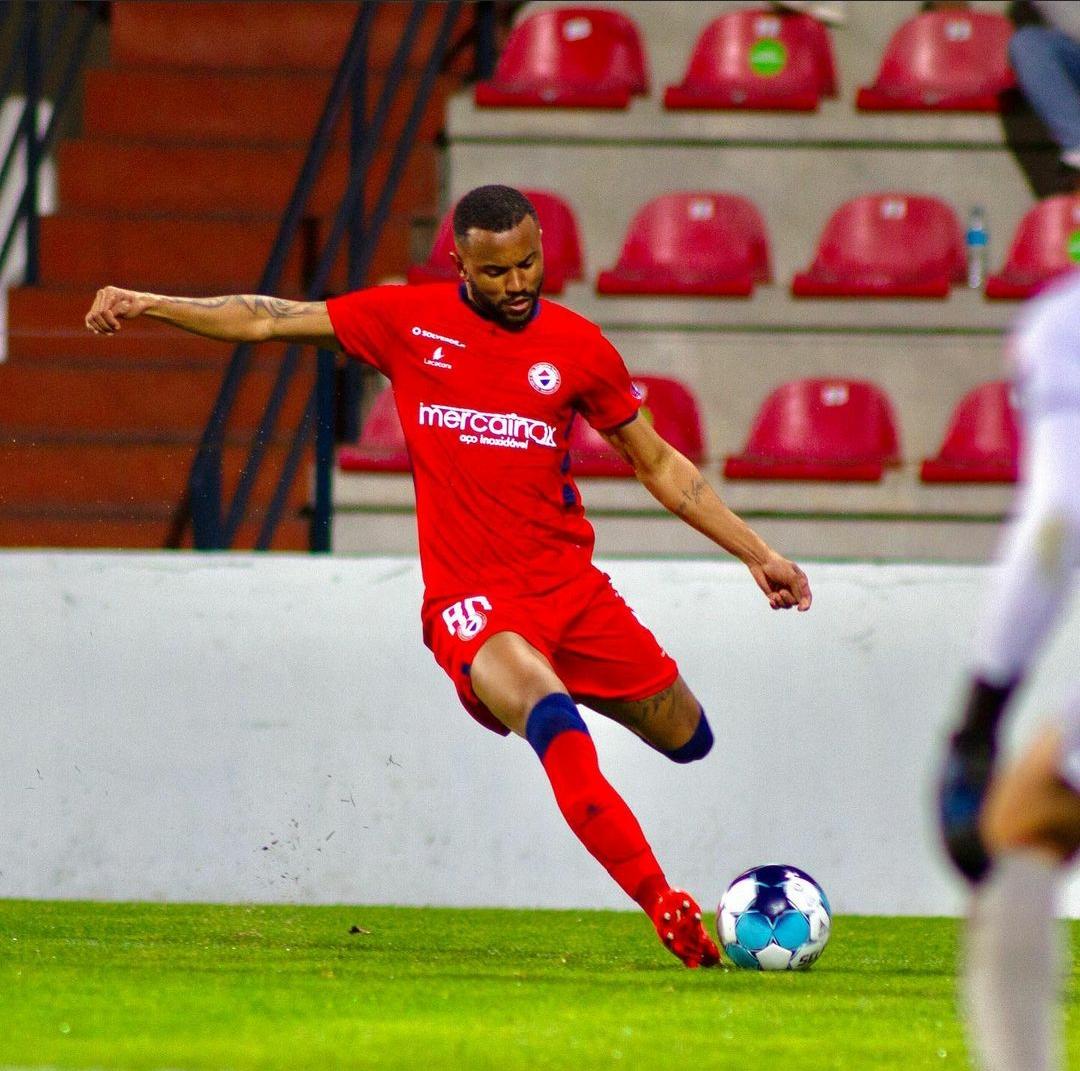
326, 287, 401, 375
574, 333, 640, 432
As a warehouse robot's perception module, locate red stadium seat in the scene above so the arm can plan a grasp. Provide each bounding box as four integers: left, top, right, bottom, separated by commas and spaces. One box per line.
475, 7, 648, 109
596, 192, 771, 297
337, 385, 411, 473
791, 193, 965, 298
920, 381, 1019, 483
724, 378, 901, 481
407, 190, 584, 294
664, 8, 837, 112
856, 11, 1015, 111
570, 374, 706, 477
985, 196, 1080, 300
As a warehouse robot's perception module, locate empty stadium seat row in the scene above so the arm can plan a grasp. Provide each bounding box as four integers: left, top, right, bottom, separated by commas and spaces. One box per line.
340, 378, 1021, 485
477, 7, 1015, 112
412, 190, 1080, 301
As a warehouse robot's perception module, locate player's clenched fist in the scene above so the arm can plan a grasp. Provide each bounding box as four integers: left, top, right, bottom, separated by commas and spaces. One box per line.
84, 286, 156, 335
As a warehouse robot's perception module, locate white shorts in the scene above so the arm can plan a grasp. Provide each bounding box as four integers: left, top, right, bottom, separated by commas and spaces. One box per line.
1056, 687, 1080, 793
1010, 271, 1080, 419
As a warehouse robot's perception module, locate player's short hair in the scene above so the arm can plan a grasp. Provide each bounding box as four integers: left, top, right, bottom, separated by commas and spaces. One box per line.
452, 185, 537, 241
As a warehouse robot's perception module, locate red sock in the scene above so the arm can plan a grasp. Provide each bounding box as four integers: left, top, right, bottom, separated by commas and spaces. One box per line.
540, 729, 667, 912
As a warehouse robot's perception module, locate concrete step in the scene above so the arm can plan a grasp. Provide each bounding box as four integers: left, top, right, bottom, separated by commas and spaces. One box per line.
330, 467, 1013, 562
558, 283, 1012, 334
0, 441, 311, 510
83, 68, 454, 147
57, 140, 437, 220
109, 1, 475, 74
0, 363, 314, 436
0, 510, 312, 550
37, 216, 305, 292
448, 91, 1034, 149
35, 212, 417, 297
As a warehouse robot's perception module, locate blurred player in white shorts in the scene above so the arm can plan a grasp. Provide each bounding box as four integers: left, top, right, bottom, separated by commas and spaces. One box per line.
938, 270, 1080, 1071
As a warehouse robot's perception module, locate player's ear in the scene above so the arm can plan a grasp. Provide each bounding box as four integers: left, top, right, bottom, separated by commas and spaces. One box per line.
449, 247, 467, 279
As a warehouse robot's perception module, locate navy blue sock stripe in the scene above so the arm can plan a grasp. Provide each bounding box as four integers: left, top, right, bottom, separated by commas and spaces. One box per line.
525, 693, 588, 759
664, 708, 713, 764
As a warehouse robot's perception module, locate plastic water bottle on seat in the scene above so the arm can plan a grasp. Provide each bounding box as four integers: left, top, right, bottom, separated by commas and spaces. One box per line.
965, 206, 988, 290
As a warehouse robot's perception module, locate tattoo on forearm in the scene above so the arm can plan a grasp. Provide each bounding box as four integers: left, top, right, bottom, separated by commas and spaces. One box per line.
241, 296, 321, 319
165, 295, 319, 318
164, 295, 233, 309
675, 476, 707, 518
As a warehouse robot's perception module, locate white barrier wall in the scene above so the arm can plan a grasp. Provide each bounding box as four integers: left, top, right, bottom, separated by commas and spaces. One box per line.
2, 552, 1079, 917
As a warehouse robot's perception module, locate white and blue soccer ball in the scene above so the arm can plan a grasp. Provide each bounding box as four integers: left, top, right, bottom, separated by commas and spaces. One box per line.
716, 864, 832, 971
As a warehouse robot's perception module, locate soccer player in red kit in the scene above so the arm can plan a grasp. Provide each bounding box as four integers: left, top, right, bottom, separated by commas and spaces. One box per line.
85, 184, 812, 969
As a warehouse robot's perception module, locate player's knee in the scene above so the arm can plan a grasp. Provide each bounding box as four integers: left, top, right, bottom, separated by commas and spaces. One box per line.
664, 708, 713, 764
981, 771, 1080, 862
525, 692, 588, 760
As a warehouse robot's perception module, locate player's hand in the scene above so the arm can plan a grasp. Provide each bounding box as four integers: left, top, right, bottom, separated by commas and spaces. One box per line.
749, 553, 812, 611
85, 286, 156, 335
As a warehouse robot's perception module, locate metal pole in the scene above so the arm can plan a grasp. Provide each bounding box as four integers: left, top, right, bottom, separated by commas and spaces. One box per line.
475, 1, 497, 80
22, 4, 41, 283
341, 5, 371, 445
309, 348, 338, 552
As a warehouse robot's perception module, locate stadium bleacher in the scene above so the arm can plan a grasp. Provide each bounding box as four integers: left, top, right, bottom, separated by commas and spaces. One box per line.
0, 0, 1059, 558
335, 0, 1044, 562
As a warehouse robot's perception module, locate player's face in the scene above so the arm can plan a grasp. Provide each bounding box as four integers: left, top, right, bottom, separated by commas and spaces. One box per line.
452, 215, 544, 328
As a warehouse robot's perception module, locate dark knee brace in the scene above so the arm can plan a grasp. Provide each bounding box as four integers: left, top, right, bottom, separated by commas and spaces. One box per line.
663, 707, 713, 764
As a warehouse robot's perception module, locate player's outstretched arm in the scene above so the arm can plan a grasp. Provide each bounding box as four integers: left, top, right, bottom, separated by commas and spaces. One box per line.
84, 286, 340, 349
603, 415, 811, 611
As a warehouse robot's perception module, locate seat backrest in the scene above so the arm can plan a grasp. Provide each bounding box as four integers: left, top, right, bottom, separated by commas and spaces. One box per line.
999, 195, 1080, 277
614, 192, 771, 281
742, 378, 900, 463
410, 189, 584, 283
679, 8, 836, 96
630, 374, 706, 460
934, 380, 1019, 463
490, 7, 648, 94
872, 10, 1014, 96
810, 193, 964, 282
355, 385, 410, 467
570, 374, 707, 473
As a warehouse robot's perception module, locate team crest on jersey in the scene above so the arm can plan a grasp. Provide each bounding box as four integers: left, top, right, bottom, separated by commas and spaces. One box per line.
528, 362, 561, 395
442, 596, 492, 640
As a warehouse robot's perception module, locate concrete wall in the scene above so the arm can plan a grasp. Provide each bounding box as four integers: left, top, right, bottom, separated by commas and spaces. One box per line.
3, 551, 1079, 917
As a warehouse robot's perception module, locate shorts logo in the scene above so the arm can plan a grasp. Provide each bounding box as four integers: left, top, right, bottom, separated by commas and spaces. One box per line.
528, 362, 561, 395
442, 595, 492, 640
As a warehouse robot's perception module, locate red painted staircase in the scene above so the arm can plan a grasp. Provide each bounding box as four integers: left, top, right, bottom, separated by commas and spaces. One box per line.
0, 1, 465, 550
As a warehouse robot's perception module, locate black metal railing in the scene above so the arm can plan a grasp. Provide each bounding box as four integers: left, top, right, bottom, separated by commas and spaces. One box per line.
0, 1, 103, 283
183, 0, 491, 551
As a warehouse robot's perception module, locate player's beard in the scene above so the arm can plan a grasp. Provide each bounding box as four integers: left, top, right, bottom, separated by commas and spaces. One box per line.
465, 272, 543, 330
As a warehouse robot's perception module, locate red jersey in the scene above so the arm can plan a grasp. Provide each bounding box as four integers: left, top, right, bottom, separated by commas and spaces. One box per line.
327, 283, 640, 603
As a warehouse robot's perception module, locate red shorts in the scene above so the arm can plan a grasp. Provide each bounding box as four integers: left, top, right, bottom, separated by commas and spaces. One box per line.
422, 566, 679, 735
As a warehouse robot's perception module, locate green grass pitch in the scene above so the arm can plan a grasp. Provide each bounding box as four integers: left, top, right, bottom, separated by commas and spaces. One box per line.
3, 900, 1080, 1070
